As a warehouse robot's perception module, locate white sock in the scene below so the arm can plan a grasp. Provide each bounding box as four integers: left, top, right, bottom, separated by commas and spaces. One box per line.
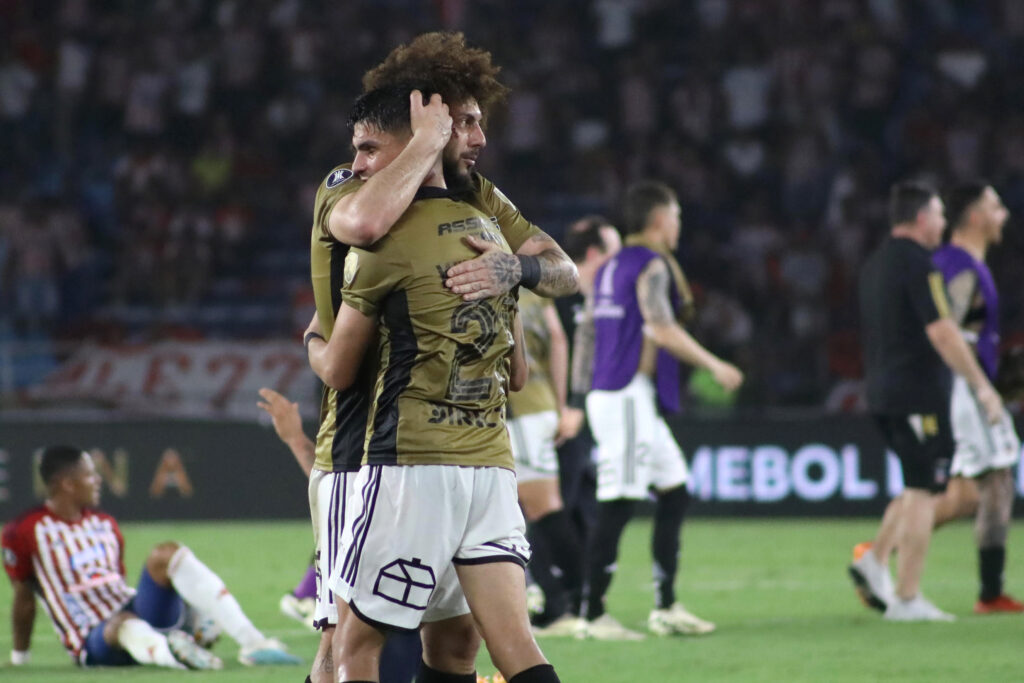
167, 546, 263, 648
117, 618, 183, 668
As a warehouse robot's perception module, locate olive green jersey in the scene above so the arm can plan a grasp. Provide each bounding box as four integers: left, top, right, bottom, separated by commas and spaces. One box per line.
310, 164, 373, 473
508, 289, 558, 418
342, 187, 517, 469
308, 165, 542, 472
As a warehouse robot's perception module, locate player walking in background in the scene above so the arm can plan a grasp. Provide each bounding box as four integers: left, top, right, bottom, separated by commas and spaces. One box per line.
850, 181, 1004, 622
573, 181, 743, 640
2, 446, 299, 670
932, 182, 1022, 613
306, 84, 560, 683
508, 288, 585, 637
855, 182, 1022, 614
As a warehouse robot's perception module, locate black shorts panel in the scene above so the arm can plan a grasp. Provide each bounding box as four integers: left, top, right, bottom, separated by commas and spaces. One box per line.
873, 412, 954, 493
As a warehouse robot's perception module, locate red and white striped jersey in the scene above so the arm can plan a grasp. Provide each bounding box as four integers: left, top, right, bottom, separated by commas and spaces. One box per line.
2, 506, 136, 660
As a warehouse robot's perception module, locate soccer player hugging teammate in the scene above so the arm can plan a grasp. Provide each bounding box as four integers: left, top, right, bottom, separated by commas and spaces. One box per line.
305, 84, 561, 683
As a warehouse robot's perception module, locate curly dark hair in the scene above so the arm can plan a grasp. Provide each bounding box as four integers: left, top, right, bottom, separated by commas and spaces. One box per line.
363, 32, 508, 115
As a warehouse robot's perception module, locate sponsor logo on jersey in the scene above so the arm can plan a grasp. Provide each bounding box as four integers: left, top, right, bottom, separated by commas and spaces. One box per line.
437, 215, 500, 236
344, 251, 359, 285
325, 168, 354, 188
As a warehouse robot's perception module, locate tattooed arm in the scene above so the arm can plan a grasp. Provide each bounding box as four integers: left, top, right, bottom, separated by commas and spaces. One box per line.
637, 259, 744, 392
444, 232, 580, 301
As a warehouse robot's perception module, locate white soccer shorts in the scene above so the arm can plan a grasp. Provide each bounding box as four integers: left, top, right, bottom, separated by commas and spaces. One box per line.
509, 409, 560, 483
328, 464, 530, 631
586, 374, 689, 501
309, 468, 351, 629
949, 376, 1021, 478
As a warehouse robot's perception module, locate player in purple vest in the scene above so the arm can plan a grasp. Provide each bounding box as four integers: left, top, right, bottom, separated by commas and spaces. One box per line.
570, 181, 743, 639
931, 183, 1021, 613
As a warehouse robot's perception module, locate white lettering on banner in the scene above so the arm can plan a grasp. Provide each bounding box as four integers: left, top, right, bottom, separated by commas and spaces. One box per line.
791, 445, 840, 501
886, 452, 904, 497
689, 444, 902, 503
841, 445, 877, 499
716, 447, 749, 500
26, 342, 317, 419
751, 446, 789, 502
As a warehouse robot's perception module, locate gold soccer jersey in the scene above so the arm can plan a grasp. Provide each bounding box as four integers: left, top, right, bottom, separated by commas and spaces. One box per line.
342, 187, 517, 469
310, 164, 373, 473
508, 289, 558, 418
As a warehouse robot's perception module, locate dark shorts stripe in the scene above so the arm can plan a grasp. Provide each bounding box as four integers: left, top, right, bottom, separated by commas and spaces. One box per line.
343, 466, 381, 586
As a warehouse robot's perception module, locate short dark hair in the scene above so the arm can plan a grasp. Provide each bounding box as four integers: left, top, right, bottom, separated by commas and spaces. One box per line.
944, 181, 990, 231
39, 445, 86, 487
622, 181, 677, 235
347, 84, 437, 134
562, 215, 612, 263
889, 180, 938, 226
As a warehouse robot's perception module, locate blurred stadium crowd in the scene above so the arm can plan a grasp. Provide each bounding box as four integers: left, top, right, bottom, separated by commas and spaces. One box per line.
2, 0, 1024, 409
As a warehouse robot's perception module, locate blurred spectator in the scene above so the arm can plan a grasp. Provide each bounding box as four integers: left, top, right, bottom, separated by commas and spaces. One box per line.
1, 0, 1023, 411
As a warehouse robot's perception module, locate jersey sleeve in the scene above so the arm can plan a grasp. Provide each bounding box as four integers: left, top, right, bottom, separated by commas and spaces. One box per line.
906, 254, 952, 327
340, 243, 406, 317
474, 175, 543, 252
312, 164, 362, 240
2, 519, 35, 583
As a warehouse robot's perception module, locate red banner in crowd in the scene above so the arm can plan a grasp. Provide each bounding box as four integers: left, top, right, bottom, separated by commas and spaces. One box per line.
25, 341, 318, 419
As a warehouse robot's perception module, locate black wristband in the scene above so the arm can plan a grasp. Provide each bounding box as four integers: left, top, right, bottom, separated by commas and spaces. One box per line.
304, 331, 325, 351
567, 392, 587, 410
516, 254, 541, 289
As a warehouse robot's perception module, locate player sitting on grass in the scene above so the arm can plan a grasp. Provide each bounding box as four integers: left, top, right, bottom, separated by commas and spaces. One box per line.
3, 445, 302, 669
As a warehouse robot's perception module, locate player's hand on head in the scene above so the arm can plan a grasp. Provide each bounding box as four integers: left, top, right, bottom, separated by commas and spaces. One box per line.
711, 361, 744, 393
445, 235, 521, 301
410, 90, 452, 151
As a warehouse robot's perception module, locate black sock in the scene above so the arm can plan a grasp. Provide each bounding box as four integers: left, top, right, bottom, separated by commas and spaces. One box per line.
526, 521, 566, 622
979, 546, 1006, 602
304, 677, 312, 683
534, 509, 585, 616
509, 663, 560, 683
416, 661, 476, 683
652, 485, 689, 609
379, 630, 422, 683
582, 499, 635, 620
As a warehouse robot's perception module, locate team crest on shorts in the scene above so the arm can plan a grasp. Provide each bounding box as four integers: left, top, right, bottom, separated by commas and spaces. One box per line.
325, 168, 354, 188
373, 558, 436, 609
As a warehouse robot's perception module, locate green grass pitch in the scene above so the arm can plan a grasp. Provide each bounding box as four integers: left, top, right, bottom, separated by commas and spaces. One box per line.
1, 518, 1021, 681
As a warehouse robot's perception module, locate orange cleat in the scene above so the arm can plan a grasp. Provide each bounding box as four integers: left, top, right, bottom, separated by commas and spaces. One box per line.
851, 541, 873, 562
974, 594, 1024, 614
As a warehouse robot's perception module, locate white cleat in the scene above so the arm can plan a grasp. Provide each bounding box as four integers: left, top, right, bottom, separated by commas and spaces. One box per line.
883, 595, 956, 622
533, 614, 585, 638
648, 603, 716, 636
576, 613, 646, 641
167, 629, 224, 670
848, 548, 896, 612
279, 593, 317, 631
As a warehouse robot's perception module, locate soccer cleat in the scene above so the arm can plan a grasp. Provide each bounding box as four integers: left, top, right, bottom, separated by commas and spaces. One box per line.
279, 593, 317, 630
974, 594, 1024, 614
852, 541, 873, 562
648, 603, 716, 636
883, 595, 955, 622
183, 606, 222, 648
848, 545, 894, 612
576, 613, 646, 641
533, 613, 585, 637
167, 629, 224, 670
238, 637, 303, 666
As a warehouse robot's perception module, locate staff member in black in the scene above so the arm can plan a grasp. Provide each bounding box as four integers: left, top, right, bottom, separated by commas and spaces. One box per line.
850, 180, 1004, 622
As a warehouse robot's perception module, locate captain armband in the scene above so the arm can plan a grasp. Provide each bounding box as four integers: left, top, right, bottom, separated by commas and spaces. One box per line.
516, 254, 542, 289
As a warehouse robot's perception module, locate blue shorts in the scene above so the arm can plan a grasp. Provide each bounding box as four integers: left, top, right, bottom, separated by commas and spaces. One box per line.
82, 567, 185, 666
